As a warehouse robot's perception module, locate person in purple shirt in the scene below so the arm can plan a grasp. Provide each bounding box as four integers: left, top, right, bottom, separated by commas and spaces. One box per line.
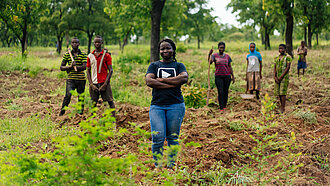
208, 42, 235, 112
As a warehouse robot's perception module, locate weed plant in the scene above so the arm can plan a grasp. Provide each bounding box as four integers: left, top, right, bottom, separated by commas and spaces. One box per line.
292, 108, 317, 124
312, 154, 329, 172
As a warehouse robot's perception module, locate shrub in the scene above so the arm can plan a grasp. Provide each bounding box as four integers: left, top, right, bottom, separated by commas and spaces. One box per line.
176, 43, 187, 53
182, 85, 206, 108
28, 67, 42, 78
117, 53, 149, 65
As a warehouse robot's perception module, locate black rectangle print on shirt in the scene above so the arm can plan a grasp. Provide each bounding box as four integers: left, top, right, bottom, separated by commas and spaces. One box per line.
157, 68, 177, 78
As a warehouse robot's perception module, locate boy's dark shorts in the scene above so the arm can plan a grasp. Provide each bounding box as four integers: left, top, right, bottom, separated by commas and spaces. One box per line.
89, 83, 113, 103
297, 61, 307, 69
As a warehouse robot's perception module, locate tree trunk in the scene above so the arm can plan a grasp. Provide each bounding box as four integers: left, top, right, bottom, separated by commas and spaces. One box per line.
197, 35, 200, 49
65, 31, 69, 49
118, 38, 122, 52
150, 0, 166, 62
266, 32, 270, 50
285, 13, 294, 57
121, 28, 132, 53
303, 6, 307, 43
57, 36, 63, 54
21, 23, 28, 57
304, 26, 307, 43
87, 32, 94, 54
6, 38, 12, 47
264, 28, 270, 50
261, 31, 265, 45
316, 33, 318, 45
307, 22, 312, 48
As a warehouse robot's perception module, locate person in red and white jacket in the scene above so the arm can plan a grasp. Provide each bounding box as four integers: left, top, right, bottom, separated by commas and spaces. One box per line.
86, 35, 115, 116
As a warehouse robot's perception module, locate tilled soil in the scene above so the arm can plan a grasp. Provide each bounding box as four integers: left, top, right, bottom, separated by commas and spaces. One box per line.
0, 70, 329, 185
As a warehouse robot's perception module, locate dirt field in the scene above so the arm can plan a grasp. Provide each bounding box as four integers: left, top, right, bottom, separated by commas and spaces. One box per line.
0, 49, 329, 184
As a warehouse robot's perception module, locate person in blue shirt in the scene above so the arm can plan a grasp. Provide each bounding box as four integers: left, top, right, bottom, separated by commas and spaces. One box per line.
246, 42, 262, 99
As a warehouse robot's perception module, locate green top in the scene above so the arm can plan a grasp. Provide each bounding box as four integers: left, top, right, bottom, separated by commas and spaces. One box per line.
275, 54, 292, 80
62, 49, 87, 80
274, 54, 292, 96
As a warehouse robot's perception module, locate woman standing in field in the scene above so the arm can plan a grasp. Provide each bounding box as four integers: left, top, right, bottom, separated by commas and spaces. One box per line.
208, 42, 235, 111
274, 44, 292, 113
145, 38, 188, 168
246, 42, 262, 99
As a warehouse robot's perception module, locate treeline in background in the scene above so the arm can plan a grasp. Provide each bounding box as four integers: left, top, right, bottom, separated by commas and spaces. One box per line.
0, 0, 329, 57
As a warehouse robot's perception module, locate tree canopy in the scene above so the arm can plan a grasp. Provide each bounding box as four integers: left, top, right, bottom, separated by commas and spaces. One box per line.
0, 0, 328, 56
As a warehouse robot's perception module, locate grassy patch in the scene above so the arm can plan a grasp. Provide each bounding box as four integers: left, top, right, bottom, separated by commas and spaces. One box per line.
0, 115, 74, 150
292, 108, 317, 124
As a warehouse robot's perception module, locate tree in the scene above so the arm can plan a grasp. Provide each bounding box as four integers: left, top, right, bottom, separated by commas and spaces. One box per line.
104, 0, 149, 52
160, 0, 186, 41
264, 0, 294, 56
228, 0, 281, 49
296, 0, 329, 48
0, 0, 46, 56
40, 0, 67, 54
0, 21, 15, 47
62, 0, 111, 53
183, 0, 215, 49
150, 0, 166, 62
282, 0, 294, 57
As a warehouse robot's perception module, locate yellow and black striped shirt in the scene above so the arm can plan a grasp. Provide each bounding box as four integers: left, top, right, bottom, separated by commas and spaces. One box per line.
62, 49, 87, 80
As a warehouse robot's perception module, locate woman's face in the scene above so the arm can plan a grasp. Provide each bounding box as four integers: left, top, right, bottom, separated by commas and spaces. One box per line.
250, 44, 255, 52
159, 41, 173, 60
218, 45, 225, 53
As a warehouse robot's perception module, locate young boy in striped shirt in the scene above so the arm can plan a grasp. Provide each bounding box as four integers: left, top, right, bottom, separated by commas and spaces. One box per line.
59, 37, 87, 116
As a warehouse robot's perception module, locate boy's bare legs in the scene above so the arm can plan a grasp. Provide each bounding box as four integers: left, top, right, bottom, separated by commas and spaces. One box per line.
279, 95, 286, 113
256, 90, 260, 100
298, 69, 300, 77
250, 90, 260, 99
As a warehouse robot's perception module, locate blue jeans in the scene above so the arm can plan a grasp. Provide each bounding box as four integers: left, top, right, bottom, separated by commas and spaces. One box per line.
149, 103, 185, 167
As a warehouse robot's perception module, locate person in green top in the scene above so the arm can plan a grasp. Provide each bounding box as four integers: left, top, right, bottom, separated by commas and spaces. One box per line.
274, 44, 292, 113
59, 37, 87, 116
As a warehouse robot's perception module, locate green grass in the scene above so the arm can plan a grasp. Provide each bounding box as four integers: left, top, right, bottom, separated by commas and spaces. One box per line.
0, 115, 76, 150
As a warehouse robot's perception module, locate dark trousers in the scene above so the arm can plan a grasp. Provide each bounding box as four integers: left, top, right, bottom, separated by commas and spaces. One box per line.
61, 79, 86, 113
215, 75, 231, 109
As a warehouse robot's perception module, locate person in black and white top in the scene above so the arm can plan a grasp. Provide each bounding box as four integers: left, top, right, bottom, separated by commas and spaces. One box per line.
145, 38, 188, 168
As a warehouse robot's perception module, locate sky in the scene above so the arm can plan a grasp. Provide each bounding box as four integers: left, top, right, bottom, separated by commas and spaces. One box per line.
208, 0, 240, 27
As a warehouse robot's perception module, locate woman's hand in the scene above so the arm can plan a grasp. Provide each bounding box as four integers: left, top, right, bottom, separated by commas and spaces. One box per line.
208, 48, 213, 56
208, 48, 213, 64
